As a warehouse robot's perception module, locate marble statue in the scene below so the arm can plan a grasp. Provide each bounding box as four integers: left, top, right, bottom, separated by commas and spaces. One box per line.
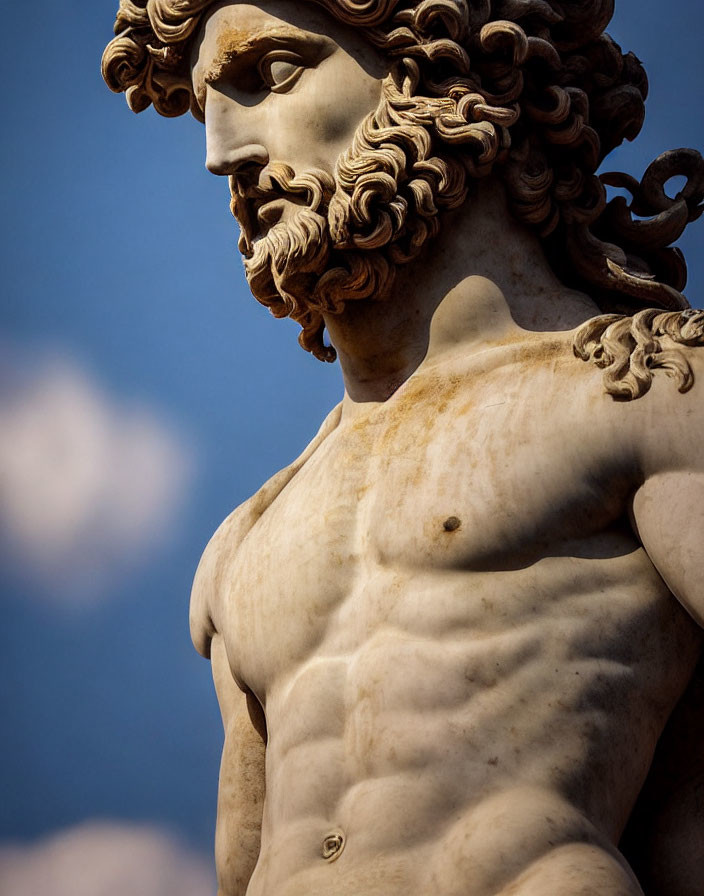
103, 1, 704, 893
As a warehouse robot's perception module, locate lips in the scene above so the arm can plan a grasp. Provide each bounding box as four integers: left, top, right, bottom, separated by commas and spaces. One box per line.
229, 177, 291, 258
256, 198, 286, 232
228, 176, 257, 258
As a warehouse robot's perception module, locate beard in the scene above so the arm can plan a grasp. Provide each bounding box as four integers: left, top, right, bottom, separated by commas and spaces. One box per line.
232, 159, 397, 362
229, 83, 472, 361
232, 164, 338, 361
245, 206, 332, 317
241, 170, 333, 336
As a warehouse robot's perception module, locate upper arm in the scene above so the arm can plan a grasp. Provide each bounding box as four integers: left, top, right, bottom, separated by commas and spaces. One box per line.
211, 635, 266, 896
632, 470, 704, 627
189, 524, 266, 892
189, 531, 219, 659
631, 354, 704, 627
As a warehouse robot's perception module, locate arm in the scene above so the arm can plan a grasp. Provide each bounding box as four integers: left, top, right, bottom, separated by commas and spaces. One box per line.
631, 468, 704, 628
626, 361, 704, 893
630, 343, 704, 626
628, 476, 704, 893
211, 634, 266, 896
189, 537, 266, 896
619, 660, 704, 895
188, 406, 344, 891
188, 457, 324, 890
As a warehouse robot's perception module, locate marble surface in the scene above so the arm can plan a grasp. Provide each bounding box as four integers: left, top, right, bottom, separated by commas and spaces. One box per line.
104, 2, 704, 893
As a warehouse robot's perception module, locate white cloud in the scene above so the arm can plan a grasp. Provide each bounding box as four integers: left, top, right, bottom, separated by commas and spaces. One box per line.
0, 350, 194, 603
0, 822, 215, 896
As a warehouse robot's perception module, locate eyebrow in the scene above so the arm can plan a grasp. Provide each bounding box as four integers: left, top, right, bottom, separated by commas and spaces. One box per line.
200, 25, 327, 89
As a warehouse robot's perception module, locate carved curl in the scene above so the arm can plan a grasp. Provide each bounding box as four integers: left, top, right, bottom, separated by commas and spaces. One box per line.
573, 308, 704, 400
103, 0, 704, 352
102, 0, 211, 117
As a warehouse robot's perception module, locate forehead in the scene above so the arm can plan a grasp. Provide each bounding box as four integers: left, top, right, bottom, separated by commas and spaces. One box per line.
198, 1, 321, 53
190, 0, 385, 80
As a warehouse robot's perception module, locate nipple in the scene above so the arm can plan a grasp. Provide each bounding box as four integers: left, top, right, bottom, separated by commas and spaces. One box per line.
322, 830, 345, 862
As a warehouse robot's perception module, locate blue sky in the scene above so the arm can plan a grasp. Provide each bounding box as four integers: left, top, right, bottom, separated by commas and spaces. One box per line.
1, 0, 702, 890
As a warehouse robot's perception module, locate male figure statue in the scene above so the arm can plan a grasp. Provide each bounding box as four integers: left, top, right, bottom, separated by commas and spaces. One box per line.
104, 1, 704, 893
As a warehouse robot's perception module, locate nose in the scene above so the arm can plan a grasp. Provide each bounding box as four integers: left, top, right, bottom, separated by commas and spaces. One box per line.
204, 89, 269, 176
205, 141, 269, 176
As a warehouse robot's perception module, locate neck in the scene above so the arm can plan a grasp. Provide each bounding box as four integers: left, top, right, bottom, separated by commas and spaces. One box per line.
323, 180, 600, 406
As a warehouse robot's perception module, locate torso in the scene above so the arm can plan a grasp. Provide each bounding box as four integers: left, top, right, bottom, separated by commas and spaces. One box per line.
202, 333, 703, 895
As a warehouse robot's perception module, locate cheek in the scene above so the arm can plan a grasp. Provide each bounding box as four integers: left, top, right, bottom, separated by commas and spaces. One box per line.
289, 56, 384, 168
316, 55, 384, 145
312, 95, 371, 148
259, 54, 384, 173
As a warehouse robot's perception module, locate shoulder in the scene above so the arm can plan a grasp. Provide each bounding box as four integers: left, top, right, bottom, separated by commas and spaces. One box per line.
572, 308, 704, 471
189, 403, 342, 658
567, 311, 704, 621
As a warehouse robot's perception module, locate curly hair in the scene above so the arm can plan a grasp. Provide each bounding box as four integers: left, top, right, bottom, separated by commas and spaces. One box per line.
103, 0, 704, 331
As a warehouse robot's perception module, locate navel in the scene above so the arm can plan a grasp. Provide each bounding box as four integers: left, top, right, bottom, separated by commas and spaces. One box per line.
322, 830, 345, 862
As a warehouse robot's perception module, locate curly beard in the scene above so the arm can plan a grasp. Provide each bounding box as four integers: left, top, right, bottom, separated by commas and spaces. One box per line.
234, 160, 395, 362
245, 206, 332, 328
233, 78, 474, 360
239, 164, 335, 359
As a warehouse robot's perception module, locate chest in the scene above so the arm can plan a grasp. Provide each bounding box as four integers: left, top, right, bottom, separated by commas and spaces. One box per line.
221, 377, 637, 691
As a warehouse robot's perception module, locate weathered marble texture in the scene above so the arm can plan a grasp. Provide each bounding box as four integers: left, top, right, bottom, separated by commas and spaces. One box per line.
103, 1, 704, 893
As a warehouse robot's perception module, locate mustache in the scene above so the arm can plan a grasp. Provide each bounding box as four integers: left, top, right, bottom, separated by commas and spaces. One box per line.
229, 163, 335, 257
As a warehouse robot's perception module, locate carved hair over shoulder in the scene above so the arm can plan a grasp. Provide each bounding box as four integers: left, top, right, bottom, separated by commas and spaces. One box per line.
103, 0, 704, 324
574, 308, 704, 400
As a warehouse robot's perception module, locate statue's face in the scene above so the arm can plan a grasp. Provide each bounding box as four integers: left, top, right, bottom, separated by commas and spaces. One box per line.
190, 0, 466, 358
191, 0, 386, 255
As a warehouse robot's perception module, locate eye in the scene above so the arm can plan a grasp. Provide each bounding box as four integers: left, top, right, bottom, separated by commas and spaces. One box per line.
258, 53, 305, 93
